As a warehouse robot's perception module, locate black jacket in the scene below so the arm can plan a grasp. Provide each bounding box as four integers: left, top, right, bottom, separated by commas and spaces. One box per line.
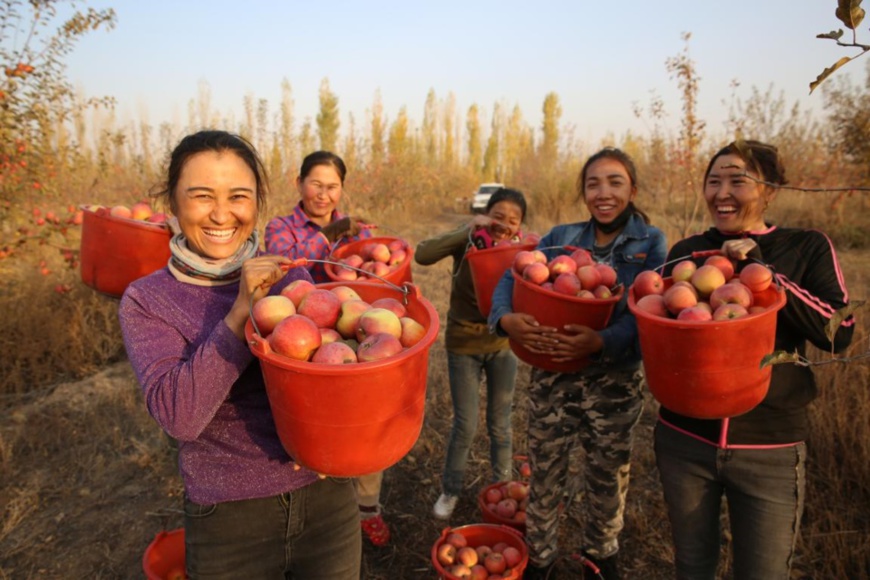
659, 225, 855, 445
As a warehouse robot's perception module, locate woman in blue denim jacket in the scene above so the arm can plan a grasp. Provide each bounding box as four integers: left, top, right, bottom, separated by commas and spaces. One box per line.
488, 148, 666, 580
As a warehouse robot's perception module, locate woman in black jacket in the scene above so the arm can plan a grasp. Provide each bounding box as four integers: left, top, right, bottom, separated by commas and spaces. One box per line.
655, 140, 855, 580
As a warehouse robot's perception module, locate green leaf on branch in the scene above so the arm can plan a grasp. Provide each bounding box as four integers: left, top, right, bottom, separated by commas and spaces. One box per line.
816, 29, 845, 40
810, 57, 853, 93
836, 0, 865, 29
825, 300, 865, 342
760, 351, 803, 369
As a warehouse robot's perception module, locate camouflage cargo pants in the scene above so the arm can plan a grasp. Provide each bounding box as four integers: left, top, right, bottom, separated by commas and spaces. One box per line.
525, 366, 644, 567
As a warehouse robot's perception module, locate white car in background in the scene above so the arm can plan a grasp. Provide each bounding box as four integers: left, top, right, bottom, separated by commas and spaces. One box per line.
470, 183, 505, 213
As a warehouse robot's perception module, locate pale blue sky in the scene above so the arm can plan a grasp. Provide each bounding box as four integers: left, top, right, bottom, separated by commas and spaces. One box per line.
61, 1, 863, 145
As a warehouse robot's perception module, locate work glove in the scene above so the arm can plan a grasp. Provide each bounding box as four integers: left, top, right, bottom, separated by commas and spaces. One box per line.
321, 217, 368, 242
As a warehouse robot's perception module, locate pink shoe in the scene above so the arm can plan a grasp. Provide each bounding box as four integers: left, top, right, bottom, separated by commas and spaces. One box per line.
360, 513, 391, 547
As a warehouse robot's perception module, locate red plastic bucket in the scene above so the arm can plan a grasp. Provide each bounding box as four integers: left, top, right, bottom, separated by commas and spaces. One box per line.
466, 242, 537, 317
142, 528, 185, 580
628, 279, 787, 419
509, 266, 621, 373
246, 281, 439, 476
478, 482, 527, 534
80, 206, 171, 298
431, 523, 528, 579
324, 236, 414, 285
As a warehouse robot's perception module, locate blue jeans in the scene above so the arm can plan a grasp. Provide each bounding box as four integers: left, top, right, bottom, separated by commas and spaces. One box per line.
654, 422, 806, 580
184, 477, 361, 579
441, 349, 518, 496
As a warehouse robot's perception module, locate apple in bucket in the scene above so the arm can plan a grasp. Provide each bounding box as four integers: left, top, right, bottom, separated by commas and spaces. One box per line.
268, 315, 322, 361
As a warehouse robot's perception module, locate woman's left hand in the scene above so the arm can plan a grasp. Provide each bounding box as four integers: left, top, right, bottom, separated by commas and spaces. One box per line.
547, 324, 603, 363
721, 238, 758, 261
225, 255, 292, 339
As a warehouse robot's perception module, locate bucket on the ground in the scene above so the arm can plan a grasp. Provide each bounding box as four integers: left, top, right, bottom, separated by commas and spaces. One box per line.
324, 236, 414, 285
142, 528, 185, 580
628, 279, 787, 419
431, 523, 528, 579
466, 242, 537, 317
80, 206, 171, 298
478, 482, 527, 534
246, 281, 439, 476
510, 266, 621, 373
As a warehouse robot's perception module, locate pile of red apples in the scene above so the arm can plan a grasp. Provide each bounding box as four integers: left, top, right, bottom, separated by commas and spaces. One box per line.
87, 202, 169, 225
331, 239, 410, 281
481, 480, 530, 526
632, 255, 775, 321
513, 247, 619, 299
251, 280, 426, 364
434, 530, 525, 579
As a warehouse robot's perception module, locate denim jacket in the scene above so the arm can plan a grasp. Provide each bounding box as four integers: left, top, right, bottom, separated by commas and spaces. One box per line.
488, 213, 667, 371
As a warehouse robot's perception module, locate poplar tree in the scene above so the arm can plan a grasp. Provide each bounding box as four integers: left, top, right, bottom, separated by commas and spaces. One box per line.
540, 92, 562, 164
317, 78, 340, 152
466, 104, 482, 175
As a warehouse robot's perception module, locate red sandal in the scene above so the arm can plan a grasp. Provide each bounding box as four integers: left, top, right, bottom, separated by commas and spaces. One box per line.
360, 513, 391, 547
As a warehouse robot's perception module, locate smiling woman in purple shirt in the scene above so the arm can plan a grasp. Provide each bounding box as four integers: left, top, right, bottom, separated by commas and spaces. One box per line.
119, 131, 361, 579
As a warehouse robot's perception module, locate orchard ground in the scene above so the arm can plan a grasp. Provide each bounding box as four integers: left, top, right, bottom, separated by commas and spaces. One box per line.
1, 210, 868, 579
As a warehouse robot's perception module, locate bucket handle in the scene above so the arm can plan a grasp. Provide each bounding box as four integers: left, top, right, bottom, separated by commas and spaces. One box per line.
248, 258, 413, 338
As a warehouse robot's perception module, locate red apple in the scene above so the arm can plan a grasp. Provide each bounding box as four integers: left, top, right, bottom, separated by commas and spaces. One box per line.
449, 564, 472, 579
663, 283, 699, 316
691, 265, 727, 297
437, 543, 457, 566
336, 299, 372, 339
399, 316, 426, 347
491, 542, 509, 554
484, 552, 507, 575
739, 263, 774, 292
146, 212, 168, 224
709, 281, 754, 310
280, 279, 317, 308
593, 285, 613, 299
469, 564, 489, 580
446, 532, 468, 549
632, 270, 664, 299
522, 262, 550, 285
333, 266, 358, 281
502, 546, 522, 568
297, 289, 342, 329
109, 205, 132, 219
356, 333, 403, 362
369, 243, 391, 263
456, 546, 479, 567
485, 487, 503, 504
343, 254, 365, 269
320, 327, 342, 344
676, 305, 714, 322
387, 248, 406, 266
130, 201, 153, 221
475, 545, 493, 560
595, 263, 618, 288
635, 294, 668, 318
251, 295, 295, 336
505, 481, 529, 501
268, 315, 322, 361
495, 498, 518, 519
513, 250, 546, 275
547, 255, 578, 278
671, 260, 697, 283
569, 247, 595, 268
370, 297, 407, 318
330, 285, 362, 303
704, 254, 736, 281
713, 303, 749, 320
576, 265, 603, 291
519, 462, 532, 478
311, 341, 358, 364
552, 272, 581, 296
356, 307, 402, 342
387, 239, 406, 252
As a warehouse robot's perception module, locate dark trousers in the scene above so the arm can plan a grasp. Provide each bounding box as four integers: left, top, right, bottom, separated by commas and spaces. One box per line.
184, 477, 361, 579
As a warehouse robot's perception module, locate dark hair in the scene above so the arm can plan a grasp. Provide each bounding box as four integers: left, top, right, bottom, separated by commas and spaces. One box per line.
299, 150, 347, 183
576, 147, 650, 224
704, 139, 788, 187
485, 187, 527, 222
155, 130, 269, 215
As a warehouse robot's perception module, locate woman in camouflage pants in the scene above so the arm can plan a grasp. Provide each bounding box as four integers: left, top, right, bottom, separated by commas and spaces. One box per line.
489, 148, 667, 579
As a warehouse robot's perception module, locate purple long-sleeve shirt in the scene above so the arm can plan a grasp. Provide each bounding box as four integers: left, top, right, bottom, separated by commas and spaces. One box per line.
119, 265, 319, 504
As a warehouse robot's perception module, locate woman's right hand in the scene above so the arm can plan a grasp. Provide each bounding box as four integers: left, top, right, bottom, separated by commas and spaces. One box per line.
721, 238, 758, 261
225, 255, 292, 339
498, 312, 558, 355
